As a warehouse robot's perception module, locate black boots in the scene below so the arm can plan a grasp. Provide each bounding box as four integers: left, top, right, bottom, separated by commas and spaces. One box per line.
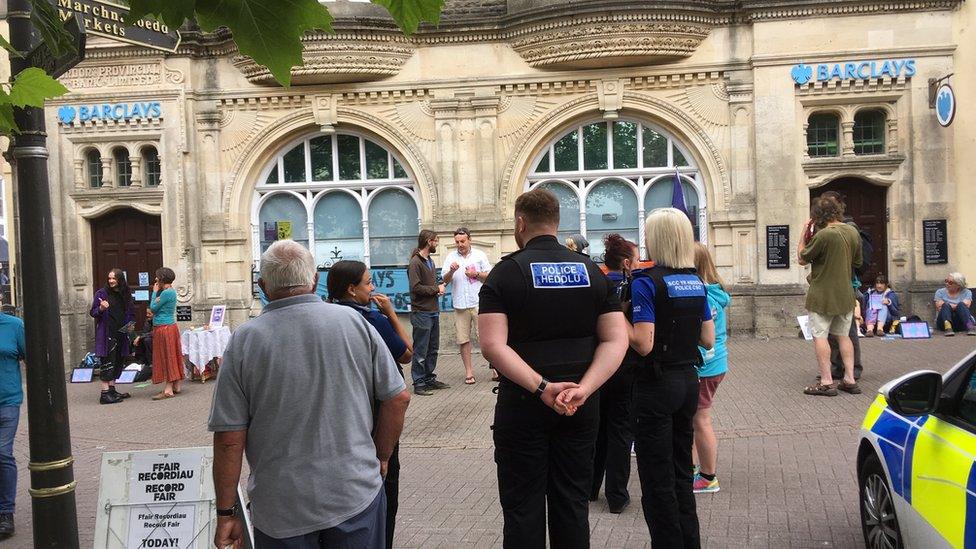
99, 390, 123, 405
0, 512, 14, 537
110, 386, 131, 399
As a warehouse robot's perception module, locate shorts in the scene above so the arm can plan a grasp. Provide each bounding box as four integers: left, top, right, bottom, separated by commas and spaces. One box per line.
454, 307, 478, 345
698, 373, 725, 409
809, 310, 854, 338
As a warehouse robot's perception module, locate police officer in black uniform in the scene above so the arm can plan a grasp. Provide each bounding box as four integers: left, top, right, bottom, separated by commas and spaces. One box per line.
478, 188, 628, 549
629, 208, 715, 549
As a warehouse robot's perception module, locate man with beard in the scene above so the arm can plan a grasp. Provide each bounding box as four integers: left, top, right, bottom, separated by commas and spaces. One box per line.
408, 229, 447, 395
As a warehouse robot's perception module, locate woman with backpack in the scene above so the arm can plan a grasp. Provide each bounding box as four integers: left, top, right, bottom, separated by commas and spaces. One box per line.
327, 260, 412, 549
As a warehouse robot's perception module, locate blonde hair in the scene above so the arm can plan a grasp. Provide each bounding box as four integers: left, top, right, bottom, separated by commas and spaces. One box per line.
564, 237, 578, 252
948, 272, 967, 288
693, 243, 725, 289
645, 208, 695, 268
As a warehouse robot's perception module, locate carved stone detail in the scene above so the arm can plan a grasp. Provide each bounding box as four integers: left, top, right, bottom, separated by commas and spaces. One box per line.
233, 33, 415, 86
511, 21, 711, 69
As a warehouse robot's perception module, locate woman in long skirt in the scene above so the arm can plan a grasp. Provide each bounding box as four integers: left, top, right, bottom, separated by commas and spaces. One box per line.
149, 267, 184, 400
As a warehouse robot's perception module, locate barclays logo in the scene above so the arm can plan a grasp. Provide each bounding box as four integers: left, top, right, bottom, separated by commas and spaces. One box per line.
935, 84, 955, 127
58, 105, 77, 125
791, 64, 814, 85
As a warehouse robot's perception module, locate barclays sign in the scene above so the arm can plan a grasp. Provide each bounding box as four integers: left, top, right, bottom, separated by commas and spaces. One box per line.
791, 59, 916, 85
57, 101, 162, 125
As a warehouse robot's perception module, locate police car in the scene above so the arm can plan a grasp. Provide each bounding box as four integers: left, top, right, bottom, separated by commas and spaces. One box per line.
858, 348, 976, 548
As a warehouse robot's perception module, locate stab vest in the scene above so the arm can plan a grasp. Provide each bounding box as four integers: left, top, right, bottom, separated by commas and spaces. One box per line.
503, 244, 602, 381
633, 265, 706, 368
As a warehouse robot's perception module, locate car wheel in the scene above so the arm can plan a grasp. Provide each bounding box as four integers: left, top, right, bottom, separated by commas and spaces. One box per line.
860, 452, 903, 549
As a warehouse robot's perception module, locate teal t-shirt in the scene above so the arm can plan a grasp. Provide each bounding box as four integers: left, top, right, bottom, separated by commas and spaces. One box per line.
149, 288, 177, 325
0, 313, 26, 407
697, 284, 730, 378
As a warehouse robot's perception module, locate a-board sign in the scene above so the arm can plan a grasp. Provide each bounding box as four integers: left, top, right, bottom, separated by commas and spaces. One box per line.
94, 447, 214, 549
922, 219, 948, 265
176, 305, 192, 322
766, 225, 790, 269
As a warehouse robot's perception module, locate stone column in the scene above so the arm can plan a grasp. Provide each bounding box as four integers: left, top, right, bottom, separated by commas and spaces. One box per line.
841, 119, 855, 156
886, 118, 898, 154
72, 158, 84, 190
130, 155, 143, 188
100, 157, 114, 188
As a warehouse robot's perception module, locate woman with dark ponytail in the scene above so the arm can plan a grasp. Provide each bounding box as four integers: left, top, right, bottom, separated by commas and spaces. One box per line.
89, 268, 135, 404
590, 233, 642, 512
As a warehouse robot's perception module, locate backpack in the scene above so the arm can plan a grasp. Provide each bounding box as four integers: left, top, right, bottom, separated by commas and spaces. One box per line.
854, 228, 874, 279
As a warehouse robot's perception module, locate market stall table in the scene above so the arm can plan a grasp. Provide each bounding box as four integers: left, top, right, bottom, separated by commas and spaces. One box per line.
181, 325, 231, 382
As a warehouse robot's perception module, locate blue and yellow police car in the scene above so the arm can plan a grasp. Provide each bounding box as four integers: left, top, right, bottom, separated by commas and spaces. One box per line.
858, 349, 976, 548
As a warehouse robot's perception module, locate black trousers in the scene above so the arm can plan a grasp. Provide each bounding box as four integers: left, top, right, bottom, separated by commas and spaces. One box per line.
98, 334, 124, 382
828, 316, 863, 380
633, 365, 701, 549
493, 381, 599, 549
384, 443, 399, 549
590, 364, 634, 507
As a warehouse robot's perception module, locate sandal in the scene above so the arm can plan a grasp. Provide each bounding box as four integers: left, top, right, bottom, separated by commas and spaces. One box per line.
152, 392, 175, 401
465, 376, 476, 385
837, 382, 862, 395
804, 383, 838, 396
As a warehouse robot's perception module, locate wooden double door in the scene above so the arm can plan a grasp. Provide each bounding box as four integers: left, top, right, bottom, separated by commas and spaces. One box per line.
91, 209, 162, 330
811, 178, 887, 282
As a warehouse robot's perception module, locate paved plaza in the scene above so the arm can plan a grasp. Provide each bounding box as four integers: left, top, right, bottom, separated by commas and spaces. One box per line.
6, 335, 976, 548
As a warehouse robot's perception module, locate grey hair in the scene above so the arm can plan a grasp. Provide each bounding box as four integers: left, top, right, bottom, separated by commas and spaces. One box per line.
948, 272, 967, 288
260, 240, 316, 293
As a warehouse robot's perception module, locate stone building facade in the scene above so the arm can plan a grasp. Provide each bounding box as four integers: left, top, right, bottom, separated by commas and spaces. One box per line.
40, 0, 968, 363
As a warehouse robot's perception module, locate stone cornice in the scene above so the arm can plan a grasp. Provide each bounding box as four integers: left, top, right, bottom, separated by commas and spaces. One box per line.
737, 0, 963, 21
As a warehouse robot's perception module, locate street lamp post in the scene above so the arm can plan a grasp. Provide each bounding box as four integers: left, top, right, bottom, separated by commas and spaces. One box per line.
7, 0, 81, 546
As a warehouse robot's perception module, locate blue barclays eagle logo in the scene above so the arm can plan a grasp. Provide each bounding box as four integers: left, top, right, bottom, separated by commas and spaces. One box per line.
936, 86, 954, 126
791, 64, 813, 85
58, 105, 76, 125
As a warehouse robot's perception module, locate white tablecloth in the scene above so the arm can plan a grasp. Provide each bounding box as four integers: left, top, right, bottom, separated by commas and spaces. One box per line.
181, 326, 232, 374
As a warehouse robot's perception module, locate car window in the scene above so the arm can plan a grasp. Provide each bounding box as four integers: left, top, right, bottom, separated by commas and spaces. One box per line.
958, 368, 976, 426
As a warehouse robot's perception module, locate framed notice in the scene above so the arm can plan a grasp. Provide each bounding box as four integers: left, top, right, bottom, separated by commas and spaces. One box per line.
94, 447, 215, 549
766, 225, 790, 269
922, 219, 948, 265
71, 368, 94, 383
208, 305, 226, 329
176, 305, 192, 322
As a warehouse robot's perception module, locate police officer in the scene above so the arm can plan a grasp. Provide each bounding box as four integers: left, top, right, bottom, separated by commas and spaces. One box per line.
478, 188, 628, 549
629, 208, 715, 549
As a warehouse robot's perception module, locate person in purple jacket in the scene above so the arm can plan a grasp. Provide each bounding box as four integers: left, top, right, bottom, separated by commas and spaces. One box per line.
89, 268, 135, 404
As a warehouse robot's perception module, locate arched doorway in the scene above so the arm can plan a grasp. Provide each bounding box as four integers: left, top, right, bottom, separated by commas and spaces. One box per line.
91, 208, 162, 330
811, 178, 887, 281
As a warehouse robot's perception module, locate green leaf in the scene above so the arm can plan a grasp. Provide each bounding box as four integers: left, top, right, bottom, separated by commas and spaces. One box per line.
194, 0, 334, 86
126, 0, 197, 31
0, 91, 18, 135
0, 34, 23, 59
371, 0, 444, 35
7, 68, 69, 109
29, 0, 77, 58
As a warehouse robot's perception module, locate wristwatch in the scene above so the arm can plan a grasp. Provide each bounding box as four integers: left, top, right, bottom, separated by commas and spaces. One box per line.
534, 378, 549, 398
216, 503, 240, 518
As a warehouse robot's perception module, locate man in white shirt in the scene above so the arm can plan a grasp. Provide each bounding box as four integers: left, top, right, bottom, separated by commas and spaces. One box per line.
442, 227, 492, 384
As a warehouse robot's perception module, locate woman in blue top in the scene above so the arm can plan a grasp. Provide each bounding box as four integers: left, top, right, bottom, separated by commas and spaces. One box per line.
0, 307, 24, 537
326, 260, 412, 549
692, 243, 731, 495
149, 267, 185, 399
934, 272, 975, 336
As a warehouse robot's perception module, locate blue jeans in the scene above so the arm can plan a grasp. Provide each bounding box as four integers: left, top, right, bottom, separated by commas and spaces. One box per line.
410, 312, 440, 387
254, 488, 386, 548
936, 303, 975, 331
0, 406, 19, 514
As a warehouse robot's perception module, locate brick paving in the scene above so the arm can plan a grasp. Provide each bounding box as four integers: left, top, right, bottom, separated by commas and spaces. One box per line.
5, 336, 976, 548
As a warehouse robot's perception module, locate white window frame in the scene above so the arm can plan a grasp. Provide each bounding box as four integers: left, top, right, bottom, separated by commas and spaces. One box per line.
526, 118, 707, 260
251, 131, 421, 269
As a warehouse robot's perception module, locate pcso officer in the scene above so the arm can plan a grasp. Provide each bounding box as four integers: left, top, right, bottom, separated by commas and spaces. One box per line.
478, 188, 628, 549
629, 208, 715, 549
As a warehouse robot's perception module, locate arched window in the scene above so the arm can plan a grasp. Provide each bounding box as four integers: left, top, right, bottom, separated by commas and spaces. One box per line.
86, 149, 102, 188
113, 147, 131, 187
527, 119, 705, 260
853, 110, 886, 155
806, 113, 840, 157
142, 146, 161, 186
254, 132, 418, 268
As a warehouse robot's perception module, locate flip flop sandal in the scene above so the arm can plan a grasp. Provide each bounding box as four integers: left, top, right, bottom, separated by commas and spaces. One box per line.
465, 376, 476, 385
837, 382, 862, 394
152, 392, 175, 400
804, 383, 838, 397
